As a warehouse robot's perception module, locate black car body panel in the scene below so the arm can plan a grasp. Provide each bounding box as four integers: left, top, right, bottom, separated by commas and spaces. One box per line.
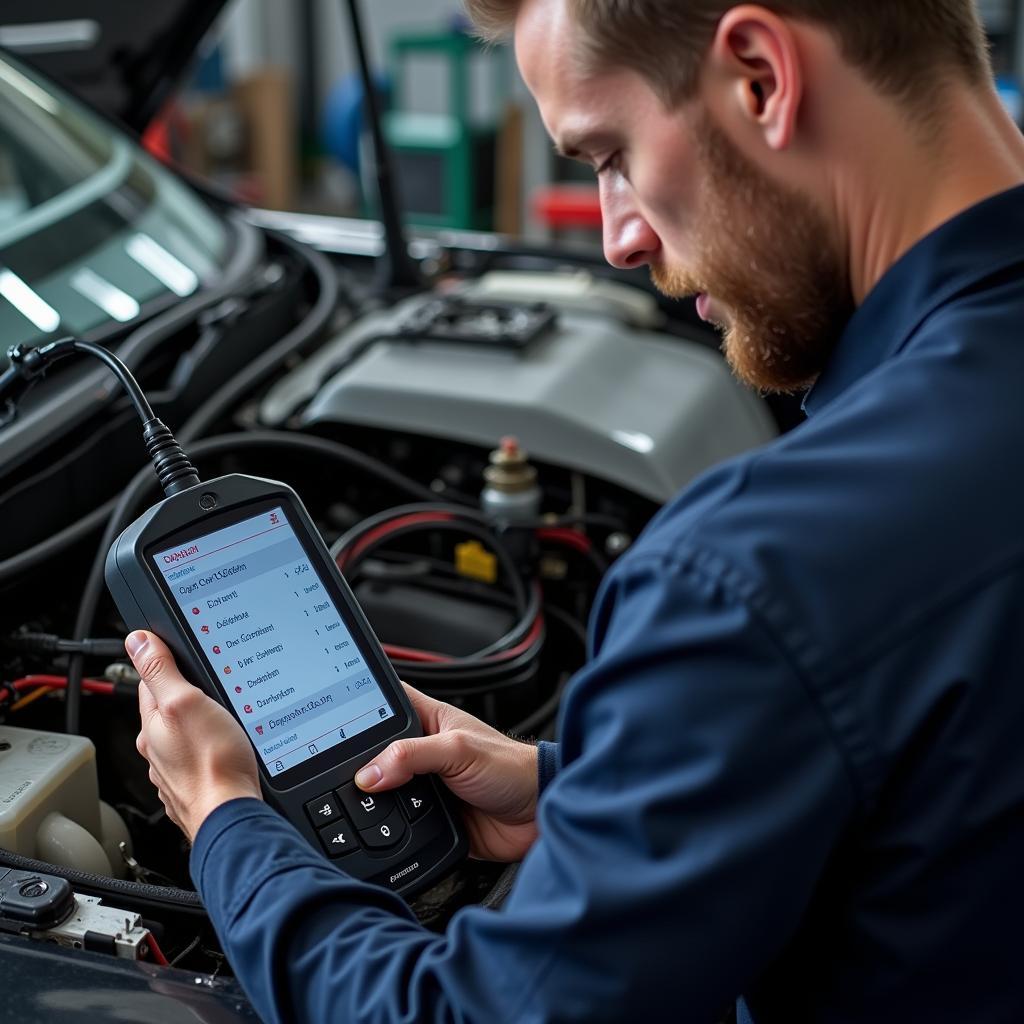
0, 1, 231, 131
0, 931, 260, 1022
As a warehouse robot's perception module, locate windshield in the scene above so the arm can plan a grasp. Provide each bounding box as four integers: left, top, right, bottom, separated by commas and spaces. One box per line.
0, 54, 229, 356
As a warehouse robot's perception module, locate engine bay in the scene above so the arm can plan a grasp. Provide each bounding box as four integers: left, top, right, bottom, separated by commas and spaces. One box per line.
0, 219, 778, 981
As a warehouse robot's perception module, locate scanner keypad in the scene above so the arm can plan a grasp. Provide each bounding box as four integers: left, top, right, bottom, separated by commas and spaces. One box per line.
337, 783, 395, 828
305, 792, 343, 827
317, 818, 358, 858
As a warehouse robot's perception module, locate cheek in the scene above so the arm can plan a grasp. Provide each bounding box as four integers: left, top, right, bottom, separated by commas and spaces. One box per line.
630, 160, 701, 262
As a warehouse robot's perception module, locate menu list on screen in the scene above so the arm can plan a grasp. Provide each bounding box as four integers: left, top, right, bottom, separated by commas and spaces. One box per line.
152, 505, 395, 777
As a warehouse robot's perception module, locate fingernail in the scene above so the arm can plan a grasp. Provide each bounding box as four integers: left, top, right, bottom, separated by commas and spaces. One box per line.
355, 764, 381, 789
125, 631, 149, 661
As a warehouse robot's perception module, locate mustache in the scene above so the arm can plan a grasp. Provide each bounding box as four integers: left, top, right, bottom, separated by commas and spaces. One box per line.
650, 263, 701, 300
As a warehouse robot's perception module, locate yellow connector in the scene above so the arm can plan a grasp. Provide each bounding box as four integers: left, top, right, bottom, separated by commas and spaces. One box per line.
455, 540, 498, 584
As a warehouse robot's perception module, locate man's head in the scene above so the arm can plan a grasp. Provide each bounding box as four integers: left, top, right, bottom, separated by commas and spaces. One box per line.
465, 0, 992, 393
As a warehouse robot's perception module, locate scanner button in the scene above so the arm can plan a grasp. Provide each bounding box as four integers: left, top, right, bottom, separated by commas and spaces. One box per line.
305, 793, 343, 827
397, 780, 433, 823
338, 783, 395, 827
317, 819, 358, 858
358, 809, 407, 850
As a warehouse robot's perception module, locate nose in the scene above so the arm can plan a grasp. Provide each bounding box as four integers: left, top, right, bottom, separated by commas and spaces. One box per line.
600, 185, 661, 270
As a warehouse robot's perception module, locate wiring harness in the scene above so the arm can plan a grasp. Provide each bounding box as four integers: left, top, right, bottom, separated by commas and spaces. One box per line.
332, 504, 546, 695
330, 502, 614, 710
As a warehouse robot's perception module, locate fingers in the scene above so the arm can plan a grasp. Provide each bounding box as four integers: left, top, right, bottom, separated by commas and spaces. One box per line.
355, 730, 471, 792
400, 682, 442, 732
125, 631, 192, 707
137, 677, 158, 726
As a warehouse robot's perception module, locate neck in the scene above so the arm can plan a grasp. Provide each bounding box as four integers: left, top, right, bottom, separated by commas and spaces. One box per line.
840, 84, 1024, 305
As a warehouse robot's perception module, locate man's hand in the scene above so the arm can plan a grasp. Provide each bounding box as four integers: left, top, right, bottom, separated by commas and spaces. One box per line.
354, 685, 540, 862
127, 631, 262, 842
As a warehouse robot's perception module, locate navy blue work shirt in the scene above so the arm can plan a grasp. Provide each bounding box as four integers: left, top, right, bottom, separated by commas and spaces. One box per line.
191, 186, 1024, 1023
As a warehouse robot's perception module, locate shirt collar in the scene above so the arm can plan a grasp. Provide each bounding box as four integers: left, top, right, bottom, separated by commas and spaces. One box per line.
803, 184, 1024, 416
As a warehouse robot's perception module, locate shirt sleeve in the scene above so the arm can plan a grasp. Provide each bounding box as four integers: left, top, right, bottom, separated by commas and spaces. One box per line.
191, 549, 857, 1024
536, 740, 560, 794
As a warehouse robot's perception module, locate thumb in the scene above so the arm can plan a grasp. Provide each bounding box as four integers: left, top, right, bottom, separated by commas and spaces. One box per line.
125, 631, 190, 705
355, 732, 469, 792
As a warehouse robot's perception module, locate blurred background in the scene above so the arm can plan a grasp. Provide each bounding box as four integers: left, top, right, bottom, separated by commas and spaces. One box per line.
131, 0, 1024, 246
3, 0, 1020, 250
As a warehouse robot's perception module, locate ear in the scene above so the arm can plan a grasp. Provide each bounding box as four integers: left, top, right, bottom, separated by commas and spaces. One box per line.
706, 5, 803, 151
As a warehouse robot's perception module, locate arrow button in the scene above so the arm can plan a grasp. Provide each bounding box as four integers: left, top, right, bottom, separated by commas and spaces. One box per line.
397, 779, 434, 823
317, 818, 359, 858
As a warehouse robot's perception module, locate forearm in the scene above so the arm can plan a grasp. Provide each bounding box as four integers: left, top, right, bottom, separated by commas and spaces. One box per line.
189, 557, 857, 1024
191, 800, 525, 1024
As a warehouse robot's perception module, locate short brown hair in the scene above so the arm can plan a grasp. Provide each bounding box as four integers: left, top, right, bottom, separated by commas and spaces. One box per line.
465, 0, 991, 111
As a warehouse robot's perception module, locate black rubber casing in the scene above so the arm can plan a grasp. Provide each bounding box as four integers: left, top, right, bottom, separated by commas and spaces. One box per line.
104, 473, 466, 897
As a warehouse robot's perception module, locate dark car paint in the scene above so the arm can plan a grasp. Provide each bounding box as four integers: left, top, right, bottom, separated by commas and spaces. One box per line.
0, 1, 230, 132
0, 931, 260, 1022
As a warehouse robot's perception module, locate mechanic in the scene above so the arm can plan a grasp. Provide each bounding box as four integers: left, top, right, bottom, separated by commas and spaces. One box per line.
127, 1, 1024, 1020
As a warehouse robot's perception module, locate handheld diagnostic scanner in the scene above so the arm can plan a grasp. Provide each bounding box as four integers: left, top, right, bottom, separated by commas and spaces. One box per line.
2, 338, 466, 897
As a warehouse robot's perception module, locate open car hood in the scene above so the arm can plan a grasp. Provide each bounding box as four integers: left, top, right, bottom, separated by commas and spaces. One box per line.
0, 0, 231, 132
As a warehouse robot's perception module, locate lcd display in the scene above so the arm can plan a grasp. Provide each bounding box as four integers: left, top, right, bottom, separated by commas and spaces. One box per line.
151, 505, 395, 777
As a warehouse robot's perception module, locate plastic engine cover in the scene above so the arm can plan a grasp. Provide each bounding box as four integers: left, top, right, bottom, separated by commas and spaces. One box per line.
259, 291, 776, 503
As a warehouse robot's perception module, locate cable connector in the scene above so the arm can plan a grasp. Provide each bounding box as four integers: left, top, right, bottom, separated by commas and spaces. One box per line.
0, 343, 67, 426
3, 338, 201, 498
142, 418, 200, 495
7, 342, 55, 380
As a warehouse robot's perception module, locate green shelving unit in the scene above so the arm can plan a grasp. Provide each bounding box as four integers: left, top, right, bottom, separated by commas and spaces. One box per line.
383, 29, 503, 231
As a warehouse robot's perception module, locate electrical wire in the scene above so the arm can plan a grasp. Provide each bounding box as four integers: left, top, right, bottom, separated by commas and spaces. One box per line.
146, 931, 170, 966
169, 934, 202, 968
7, 634, 126, 658
9, 687, 50, 713
337, 505, 607, 657
11, 675, 115, 695
335, 507, 538, 656
5, 674, 116, 713
536, 527, 591, 556
0, 499, 114, 584
177, 232, 340, 443
334, 504, 549, 691
64, 431, 457, 733
0, 227, 327, 587
537, 526, 609, 576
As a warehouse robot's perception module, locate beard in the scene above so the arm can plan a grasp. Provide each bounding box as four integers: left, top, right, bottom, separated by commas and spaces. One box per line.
651, 114, 854, 394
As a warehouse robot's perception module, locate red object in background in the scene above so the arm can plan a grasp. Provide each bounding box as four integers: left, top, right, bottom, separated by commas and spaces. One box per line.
142, 101, 189, 164
532, 183, 603, 230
